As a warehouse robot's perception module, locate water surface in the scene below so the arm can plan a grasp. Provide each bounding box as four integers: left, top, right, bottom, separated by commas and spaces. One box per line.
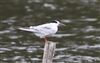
0, 0, 100, 63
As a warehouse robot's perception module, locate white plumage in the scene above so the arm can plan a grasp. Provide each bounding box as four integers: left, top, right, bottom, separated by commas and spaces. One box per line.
19, 20, 61, 42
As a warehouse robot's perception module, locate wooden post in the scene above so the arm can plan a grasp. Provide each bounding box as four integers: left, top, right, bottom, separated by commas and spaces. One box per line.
42, 41, 56, 63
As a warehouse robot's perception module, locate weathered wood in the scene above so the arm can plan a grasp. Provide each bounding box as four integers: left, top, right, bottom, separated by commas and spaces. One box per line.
42, 41, 56, 63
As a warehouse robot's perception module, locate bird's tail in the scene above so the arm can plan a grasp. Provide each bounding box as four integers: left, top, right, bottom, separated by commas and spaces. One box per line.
18, 27, 33, 32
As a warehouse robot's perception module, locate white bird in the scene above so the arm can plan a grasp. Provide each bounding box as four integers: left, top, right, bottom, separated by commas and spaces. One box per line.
18, 20, 64, 42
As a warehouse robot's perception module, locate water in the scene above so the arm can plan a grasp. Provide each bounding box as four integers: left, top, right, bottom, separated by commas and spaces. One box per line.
0, 0, 100, 63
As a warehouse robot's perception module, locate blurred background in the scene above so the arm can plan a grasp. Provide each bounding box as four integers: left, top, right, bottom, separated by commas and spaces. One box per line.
0, 0, 100, 63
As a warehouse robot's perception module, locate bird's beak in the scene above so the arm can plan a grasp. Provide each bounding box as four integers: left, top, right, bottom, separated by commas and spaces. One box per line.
59, 23, 66, 26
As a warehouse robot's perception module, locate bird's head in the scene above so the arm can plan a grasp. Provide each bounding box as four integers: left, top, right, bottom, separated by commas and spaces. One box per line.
52, 20, 65, 26
52, 20, 60, 25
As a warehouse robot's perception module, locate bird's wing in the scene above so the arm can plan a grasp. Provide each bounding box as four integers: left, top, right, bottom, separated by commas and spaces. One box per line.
18, 23, 57, 34
34, 23, 57, 35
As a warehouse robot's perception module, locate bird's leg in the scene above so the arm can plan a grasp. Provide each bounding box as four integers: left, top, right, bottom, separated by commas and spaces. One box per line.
44, 37, 48, 43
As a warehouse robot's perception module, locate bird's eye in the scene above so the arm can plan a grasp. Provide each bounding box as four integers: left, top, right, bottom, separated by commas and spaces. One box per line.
52, 20, 58, 23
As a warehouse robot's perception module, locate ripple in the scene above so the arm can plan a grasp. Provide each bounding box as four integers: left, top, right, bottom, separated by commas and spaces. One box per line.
30, 58, 41, 61
8, 35, 22, 39
2, 56, 24, 61
83, 18, 97, 22
1, 17, 16, 25
54, 55, 71, 60
0, 30, 11, 34
12, 56, 24, 60
88, 44, 100, 49
55, 48, 68, 51
83, 35, 94, 39
0, 48, 11, 51
54, 55, 100, 62
73, 44, 100, 50
43, 3, 56, 10
25, 5, 32, 12
10, 46, 27, 50
0, 48, 11, 53
0, 50, 5, 53
26, 46, 38, 53
52, 34, 76, 38
62, 19, 72, 23
81, 26, 100, 32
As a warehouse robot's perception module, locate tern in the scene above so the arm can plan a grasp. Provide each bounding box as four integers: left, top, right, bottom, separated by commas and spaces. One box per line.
18, 20, 64, 43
